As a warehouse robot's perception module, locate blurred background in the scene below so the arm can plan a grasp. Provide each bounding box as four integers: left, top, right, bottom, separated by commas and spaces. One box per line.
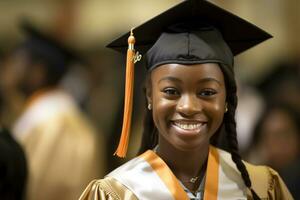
0, 0, 299, 199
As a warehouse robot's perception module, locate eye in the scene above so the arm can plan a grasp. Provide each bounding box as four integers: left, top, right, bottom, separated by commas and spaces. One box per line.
163, 87, 180, 96
198, 89, 217, 97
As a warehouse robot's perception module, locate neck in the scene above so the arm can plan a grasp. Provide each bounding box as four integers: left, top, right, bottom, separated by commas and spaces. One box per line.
156, 139, 210, 190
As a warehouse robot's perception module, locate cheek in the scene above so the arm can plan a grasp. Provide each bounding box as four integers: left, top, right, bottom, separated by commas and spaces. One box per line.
212, 100, 224, 112
211, 105, 224, 124
151, 85, 178, 133
208, 98, 226, 131
152, 95, 174, 126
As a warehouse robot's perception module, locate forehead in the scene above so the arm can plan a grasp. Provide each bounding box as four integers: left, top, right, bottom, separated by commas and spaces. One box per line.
150, 63, 225, 83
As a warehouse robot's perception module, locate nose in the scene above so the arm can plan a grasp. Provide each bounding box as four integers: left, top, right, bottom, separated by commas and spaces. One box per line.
176, 94, 202, 117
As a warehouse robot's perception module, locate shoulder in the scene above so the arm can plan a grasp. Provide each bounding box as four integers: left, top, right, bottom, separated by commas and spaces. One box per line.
245, 162, 294, 199
215, 147, 293, 199
216, 147, 280, 187
79, 178, 138, 200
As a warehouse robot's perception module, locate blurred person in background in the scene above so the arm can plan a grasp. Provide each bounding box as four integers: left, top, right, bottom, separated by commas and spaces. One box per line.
0, 128, 28, 200
0, 50, 26, 127
257, 58, 300, 111
1, 21, 106, 200
246, 103, 300, 198
0, 88, 28, 200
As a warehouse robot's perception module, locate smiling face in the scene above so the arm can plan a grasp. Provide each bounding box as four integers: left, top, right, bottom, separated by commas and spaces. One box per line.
147, 63, 226, 152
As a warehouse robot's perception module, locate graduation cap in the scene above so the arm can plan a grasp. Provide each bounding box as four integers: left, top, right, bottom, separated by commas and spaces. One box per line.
18, 20, 81, 77
108, 0, 272, 158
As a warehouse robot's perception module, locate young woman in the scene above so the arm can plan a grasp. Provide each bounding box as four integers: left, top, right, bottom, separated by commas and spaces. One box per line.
80, 1, 293, 199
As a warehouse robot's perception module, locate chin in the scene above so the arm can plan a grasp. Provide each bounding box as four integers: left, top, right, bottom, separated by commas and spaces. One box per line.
171, 138, 210, 152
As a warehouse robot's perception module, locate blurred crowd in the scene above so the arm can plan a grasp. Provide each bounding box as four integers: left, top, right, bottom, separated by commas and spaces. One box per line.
239, 58, 300, 198
0, 0, 299, 199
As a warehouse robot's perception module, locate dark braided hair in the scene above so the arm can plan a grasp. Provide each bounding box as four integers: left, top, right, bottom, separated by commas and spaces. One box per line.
222, 66, 260, 199
138, 74, 158, 154
138, 65, 261, 199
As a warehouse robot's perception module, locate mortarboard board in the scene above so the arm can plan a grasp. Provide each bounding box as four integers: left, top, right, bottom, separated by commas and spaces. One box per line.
107, 0, 272, 58
107, 0, 272, 158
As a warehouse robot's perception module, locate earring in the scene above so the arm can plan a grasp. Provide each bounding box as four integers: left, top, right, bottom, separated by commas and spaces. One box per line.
225, 103, 228, 113
148, 104, 152, 110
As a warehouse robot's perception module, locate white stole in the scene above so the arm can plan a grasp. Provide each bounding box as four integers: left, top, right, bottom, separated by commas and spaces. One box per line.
108, 146, 248, 200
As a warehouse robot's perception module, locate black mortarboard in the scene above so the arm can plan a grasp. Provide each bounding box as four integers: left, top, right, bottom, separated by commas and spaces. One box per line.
108, 0, 272, 71
108, 0, 272, 158
18, 20, 81, 75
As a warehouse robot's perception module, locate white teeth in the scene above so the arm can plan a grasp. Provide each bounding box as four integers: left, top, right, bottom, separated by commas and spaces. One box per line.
174, 122, 202, 130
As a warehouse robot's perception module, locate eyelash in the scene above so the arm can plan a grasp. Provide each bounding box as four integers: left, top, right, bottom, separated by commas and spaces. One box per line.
162, 88, 217, 97
198, 89, 217, 97
163, 88, 180, 96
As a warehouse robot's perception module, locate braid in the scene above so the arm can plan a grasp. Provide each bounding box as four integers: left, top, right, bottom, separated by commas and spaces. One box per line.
224, 92, 252, 187
223, 67, 260, 200
138, 108, 158, 154
138, 73, 158, 154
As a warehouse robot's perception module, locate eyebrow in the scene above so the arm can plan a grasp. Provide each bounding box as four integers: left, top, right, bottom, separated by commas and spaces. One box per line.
158, 76, 182, 84
197, 77, 222, 85
158, 76, 222, 85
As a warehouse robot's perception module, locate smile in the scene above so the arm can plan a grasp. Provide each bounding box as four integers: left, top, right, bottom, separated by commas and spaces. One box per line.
171, 120, 207, 136
173, 122, 203, 130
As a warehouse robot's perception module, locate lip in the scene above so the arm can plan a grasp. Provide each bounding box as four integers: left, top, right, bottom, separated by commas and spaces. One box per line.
170, 120, 207, 137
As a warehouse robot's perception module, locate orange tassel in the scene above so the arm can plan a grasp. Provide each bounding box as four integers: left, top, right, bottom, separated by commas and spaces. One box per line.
114, 29, 136, 158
